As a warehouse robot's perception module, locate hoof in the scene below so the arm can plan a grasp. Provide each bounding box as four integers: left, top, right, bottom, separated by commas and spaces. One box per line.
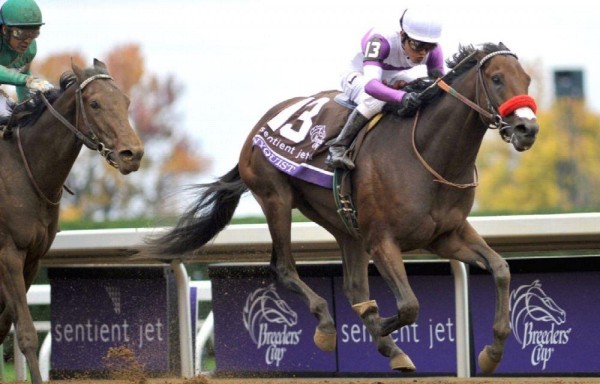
390, 352, 416, 372
313, 327, 336, 352
478, 345, 500, 374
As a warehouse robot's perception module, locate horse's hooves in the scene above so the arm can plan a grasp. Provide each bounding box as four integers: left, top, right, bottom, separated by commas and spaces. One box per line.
313, 328, 336, 352
390, 352, 416, 372
478, 345, 500, 374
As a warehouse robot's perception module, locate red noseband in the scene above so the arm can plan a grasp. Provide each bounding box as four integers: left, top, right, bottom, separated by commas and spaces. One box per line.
498, 95, 537, 117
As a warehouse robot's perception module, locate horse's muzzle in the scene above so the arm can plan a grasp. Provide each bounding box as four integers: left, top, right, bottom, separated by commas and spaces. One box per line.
115, 145, 144, 174
510, 119, 539, 152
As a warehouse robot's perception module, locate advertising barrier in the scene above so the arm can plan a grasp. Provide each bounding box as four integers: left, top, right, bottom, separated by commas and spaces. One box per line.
48, 267, 179, 379
209, 261, 457, 376
211, 256, 600, 377
470, 256, 600, 375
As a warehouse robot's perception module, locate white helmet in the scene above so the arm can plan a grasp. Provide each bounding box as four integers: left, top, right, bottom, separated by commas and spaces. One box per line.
400, 7, 442, 43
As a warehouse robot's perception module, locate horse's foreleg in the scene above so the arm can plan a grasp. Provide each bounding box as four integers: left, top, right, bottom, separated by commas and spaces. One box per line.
0, 308, 13, 344
0, 246, 42, 384
429, 223, 511, 374
369, 235, 419, 334
341, 240, 413, 371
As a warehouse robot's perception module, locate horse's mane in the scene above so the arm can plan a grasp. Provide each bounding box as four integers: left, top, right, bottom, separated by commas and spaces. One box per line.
397, 42, 511, 109
11, 71, 78, 128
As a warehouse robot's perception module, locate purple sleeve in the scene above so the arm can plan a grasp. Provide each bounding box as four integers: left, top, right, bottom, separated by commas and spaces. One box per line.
426, 45, 445, 76
364, 79, 406, 104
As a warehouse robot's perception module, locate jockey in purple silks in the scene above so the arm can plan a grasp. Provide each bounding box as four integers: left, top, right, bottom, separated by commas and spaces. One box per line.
327, 6, 445, 170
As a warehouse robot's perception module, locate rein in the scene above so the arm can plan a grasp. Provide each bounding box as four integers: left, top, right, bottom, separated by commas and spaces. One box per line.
410, 110, 479, 189
16, 125, 62, 205
410, 49, 524, 189
39, 73, 118, 167
18, 73, 116, 205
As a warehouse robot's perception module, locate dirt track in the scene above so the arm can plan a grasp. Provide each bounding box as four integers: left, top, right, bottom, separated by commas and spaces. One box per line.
42, 377, 600, 384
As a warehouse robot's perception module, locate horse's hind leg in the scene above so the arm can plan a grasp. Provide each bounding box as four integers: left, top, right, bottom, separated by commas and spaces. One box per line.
0, 245, 42, 384
340, 238, 415, 371
429, 222, 510, 374
243, 157, 336, 351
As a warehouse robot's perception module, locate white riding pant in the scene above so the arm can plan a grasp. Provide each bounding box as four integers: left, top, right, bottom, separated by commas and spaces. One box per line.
0, 94, 12, 118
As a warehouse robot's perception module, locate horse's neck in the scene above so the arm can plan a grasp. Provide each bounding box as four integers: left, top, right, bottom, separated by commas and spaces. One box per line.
419, 75, 488, 171
19, 88, 84, 195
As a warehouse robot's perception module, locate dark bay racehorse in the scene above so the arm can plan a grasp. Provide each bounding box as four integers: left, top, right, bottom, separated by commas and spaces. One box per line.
146, 43, 538, 373
0, 59, 144, 384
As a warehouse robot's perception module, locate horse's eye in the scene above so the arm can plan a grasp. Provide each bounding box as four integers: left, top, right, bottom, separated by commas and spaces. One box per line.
90, 100, 100, 109
491, 75, 502, 85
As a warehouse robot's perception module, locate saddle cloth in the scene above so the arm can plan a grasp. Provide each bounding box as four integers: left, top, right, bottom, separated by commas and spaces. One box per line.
252, 90, 352, 189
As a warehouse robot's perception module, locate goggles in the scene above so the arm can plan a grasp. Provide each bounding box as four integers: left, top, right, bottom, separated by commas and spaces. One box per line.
406, 36, 437, 52
8, 27, 40, 41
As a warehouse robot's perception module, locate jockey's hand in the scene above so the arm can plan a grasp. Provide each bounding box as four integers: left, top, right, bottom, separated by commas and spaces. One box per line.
388, 79, 407, 90
26, 77, 54, 93
397, 92, 422, 116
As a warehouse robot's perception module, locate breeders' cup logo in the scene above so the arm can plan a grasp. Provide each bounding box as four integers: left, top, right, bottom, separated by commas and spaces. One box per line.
243, 284, 302, 366
309, 125, 326, 150
510, 280, 572, 370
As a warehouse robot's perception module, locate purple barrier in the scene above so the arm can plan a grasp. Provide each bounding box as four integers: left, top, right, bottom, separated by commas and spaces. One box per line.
210, 268, 337, 373
48, 267, 179, 378
470, 257, 600, 375
209, 261, 456, 376
333, 273, 456, 374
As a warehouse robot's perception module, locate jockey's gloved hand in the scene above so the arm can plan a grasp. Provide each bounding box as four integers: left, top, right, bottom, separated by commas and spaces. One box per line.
26, 77, 54, 93
396, 92, 422, 116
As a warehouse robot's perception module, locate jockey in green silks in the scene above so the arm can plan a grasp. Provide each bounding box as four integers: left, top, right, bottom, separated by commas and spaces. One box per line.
0, 0, 53, 118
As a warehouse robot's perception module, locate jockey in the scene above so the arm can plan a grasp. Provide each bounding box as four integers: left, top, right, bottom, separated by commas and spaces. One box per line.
0, 0, 53, 119
326, 6, 445, 170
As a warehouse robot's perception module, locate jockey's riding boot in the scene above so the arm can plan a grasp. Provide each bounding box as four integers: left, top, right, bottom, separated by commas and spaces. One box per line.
326, 109, 369, 170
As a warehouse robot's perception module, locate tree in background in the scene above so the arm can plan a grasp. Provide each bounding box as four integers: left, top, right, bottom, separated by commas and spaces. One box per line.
475, 78, 600, 214
33, 44, 211, 222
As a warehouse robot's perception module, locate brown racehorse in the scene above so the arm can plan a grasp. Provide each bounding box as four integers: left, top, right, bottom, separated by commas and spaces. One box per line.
146, 43, 539, 373
0, 59, 144, 384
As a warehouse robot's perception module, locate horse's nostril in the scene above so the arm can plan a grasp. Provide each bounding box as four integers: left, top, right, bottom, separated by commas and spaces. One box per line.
514, 123, 538, 138
119, 150, 134, 161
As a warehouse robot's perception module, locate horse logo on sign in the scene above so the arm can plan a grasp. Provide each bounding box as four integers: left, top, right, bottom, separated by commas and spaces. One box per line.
243, 284, 303, 366
509, 280, 572, 370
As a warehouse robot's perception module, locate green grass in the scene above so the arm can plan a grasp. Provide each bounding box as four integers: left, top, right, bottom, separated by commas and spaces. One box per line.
0, 361, 31, 382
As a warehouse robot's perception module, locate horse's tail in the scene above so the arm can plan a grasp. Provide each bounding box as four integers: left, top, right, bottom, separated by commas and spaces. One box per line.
145, 165, 248, 257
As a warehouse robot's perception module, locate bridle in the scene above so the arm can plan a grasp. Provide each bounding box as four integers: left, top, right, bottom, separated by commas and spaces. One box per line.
39, 73, 119, 167
436, 50, 518, 141
17, 73, 118, 205
411, 48, 536, 188
436, 49, 537, 142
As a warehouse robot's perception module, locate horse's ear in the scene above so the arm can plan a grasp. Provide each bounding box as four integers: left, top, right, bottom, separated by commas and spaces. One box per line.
93, 58, 109, 74
498, 41, 509, 51
71, 58, 85, 82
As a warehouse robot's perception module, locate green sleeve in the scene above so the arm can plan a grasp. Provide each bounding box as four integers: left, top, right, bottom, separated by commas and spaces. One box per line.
16, 68, 31, 102
0, 64, 29, 85
0, 40, 36, 101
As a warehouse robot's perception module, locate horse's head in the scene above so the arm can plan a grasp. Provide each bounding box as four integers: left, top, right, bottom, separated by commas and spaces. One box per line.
69, 59, 144, 174
475, 43, 539, 152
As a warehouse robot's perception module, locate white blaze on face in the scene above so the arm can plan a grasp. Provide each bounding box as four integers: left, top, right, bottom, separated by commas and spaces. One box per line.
514, 107, 537, 121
